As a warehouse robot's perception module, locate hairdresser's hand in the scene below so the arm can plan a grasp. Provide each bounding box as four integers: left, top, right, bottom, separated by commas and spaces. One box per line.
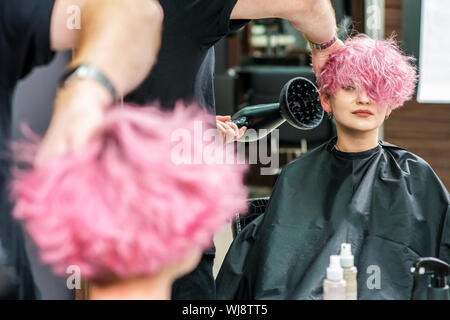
216, 115, 247, 144
34, 79, 112, 166
311, 38, 344, 76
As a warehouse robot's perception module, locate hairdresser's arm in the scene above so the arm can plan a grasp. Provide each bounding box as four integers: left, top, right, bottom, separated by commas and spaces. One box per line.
35, 0, 163, 165
231, 0, 343, 74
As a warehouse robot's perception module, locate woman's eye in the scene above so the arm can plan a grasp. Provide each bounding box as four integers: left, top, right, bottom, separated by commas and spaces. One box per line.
341, 86, 355, 91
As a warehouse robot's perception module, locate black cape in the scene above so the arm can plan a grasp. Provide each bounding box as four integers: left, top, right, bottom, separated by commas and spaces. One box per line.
216, 138, 450, 300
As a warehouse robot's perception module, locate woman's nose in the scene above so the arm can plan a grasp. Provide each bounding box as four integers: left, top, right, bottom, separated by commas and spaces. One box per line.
357, 90, 372, 104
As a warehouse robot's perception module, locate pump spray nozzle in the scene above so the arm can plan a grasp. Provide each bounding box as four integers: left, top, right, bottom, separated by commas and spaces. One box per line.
410, 257, 450, 300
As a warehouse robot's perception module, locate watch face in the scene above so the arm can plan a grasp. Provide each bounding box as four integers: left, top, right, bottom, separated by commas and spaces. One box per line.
59, 65, 117, 101
76, 66, 91, 77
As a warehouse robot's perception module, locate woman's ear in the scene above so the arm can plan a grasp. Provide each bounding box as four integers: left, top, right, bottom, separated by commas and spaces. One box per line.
320, 93, 332, 113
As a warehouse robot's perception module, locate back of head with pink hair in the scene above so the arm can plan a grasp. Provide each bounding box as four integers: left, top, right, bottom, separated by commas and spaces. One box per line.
10, 104, 248, 280
317, 34, 418, 110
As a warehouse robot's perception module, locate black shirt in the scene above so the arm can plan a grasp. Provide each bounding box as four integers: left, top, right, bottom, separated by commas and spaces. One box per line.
125, 0, 247, 112
125, 1, 248, 299
0, 0, 55, 300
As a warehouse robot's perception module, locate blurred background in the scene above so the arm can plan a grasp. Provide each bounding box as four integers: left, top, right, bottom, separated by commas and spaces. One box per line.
11, 0, 450, 297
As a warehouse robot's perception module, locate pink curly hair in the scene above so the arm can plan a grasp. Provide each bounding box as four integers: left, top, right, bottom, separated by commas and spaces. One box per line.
317, 34, 418, 110
10, 104, 248, 280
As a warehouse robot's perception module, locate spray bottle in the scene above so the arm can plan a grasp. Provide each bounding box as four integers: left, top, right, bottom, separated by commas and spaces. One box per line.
323, 255, 346, 300
410, 257, 449, 300
340, 243, 358, 300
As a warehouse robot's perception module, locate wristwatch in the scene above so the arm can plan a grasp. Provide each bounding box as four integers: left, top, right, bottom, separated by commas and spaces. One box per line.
309, 35, 338, 51
59, 64, 118, 102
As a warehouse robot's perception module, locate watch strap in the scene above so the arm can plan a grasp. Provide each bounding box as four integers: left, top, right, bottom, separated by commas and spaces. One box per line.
59, 64, 118, 102
309, 35, 338, 51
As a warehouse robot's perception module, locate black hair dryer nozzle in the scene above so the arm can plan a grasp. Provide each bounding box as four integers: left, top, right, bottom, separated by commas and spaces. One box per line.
230, 77, 324, 142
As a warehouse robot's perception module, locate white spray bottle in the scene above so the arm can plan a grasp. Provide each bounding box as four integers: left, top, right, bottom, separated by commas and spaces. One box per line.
323, 255, 346, 300
340, 243, 358, 300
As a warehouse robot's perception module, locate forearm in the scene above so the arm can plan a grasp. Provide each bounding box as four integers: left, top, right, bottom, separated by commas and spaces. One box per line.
231, 0, 337, 46
286, 0, 337, 45
51, 0, 163, 103
36, 0, 163, 163
285, 0, 341, 75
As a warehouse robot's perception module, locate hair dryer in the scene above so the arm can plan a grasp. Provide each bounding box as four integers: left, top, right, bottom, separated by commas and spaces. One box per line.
230, 77, 323, 142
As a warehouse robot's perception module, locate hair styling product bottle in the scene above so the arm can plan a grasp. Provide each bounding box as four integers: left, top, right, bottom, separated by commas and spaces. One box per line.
340, 243, 358, 300
323, 255, 346, 300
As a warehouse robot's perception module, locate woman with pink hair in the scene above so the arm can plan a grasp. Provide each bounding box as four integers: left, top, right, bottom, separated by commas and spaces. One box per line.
10, 104, 248, 299
216, 34, 449, 300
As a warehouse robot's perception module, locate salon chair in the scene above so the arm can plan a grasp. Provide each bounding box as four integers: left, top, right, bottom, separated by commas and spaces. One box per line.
232, 197, 270, 239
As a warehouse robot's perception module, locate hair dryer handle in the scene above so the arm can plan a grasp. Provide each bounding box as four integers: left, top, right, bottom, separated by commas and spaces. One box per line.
230, 117, 248, 128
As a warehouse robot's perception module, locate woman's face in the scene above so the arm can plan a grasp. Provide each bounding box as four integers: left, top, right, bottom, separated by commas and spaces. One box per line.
321, 85, 392, 133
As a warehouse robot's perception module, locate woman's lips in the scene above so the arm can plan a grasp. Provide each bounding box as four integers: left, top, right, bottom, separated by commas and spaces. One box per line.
352, 110, 373, 118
